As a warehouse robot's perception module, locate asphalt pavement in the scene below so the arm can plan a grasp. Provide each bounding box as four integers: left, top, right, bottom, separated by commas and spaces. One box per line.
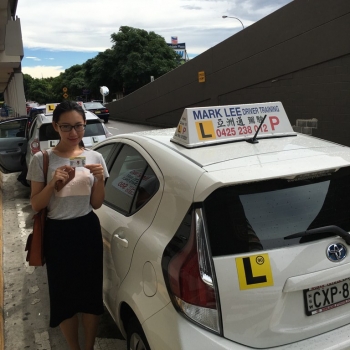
1, 172, 126, 350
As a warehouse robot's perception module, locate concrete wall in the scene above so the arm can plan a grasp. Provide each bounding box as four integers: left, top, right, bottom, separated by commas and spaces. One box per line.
4, 70, 26, 116
5, 16, 23, 57
107, 0, 350, 146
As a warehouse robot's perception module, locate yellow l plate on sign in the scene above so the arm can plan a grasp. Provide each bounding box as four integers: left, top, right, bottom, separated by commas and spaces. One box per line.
195, 120, 216, 141
46, 103, 59, 114
236, 253, 274, 290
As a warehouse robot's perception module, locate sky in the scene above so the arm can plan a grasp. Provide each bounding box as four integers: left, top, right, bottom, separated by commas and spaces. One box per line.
18, 0, 292, 79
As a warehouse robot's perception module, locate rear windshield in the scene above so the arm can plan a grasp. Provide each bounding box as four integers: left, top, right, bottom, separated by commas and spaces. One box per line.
39, 120, 105, 141
203, 167, 350, 256
84, 102, 104, 109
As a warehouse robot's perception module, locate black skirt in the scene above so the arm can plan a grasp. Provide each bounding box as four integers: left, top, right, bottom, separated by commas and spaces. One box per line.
44, 211, 104, 328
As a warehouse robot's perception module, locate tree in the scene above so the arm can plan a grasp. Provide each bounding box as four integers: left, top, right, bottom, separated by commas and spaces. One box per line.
50, 64, 87, 101
23, 75, 56, 104
83, 49, 120, 99
110, 26, 179, 94
23, 27, 181, 101
23, 74, 34, 99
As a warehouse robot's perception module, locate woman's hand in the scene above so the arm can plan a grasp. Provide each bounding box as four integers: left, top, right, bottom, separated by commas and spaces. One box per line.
48, 165, 75, 188
85, 164, 105, 182
86, 164, 106, 209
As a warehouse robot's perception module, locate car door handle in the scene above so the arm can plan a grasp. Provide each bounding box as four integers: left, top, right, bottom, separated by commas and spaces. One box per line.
113, 233, 129, 248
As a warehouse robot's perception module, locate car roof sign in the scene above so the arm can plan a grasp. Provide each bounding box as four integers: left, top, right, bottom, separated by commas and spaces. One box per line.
45, 101, 86, 115
171, 101, 296, 148
45, 103, 59, 115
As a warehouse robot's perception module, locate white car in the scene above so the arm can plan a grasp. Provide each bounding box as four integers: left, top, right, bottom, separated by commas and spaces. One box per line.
92, 101, 350, 350
0, 103, 112, 176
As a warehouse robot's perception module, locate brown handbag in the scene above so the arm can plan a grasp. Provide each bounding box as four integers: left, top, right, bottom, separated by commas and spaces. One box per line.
25, 150, 49, 266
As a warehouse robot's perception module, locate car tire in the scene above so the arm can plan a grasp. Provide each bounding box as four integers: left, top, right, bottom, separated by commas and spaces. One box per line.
127, 317, 151, 350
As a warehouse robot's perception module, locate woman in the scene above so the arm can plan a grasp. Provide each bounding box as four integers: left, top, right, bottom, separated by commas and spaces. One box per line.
27, 100, 109, 350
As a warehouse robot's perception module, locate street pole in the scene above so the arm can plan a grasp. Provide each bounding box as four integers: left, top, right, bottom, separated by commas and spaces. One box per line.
222, 16, 244, 30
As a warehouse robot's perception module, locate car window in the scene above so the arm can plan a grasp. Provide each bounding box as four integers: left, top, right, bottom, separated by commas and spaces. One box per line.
85, 103, 104, 109
84, 120, 105, 137
39, 120, 105, 141
30, 109, 45, 118
39, 124, 59, 141
104, 144, 159, 215
130, 165, 159, 212
94, 143, 116, 163
204, 166, 350, 256
28, 118, 37, 139
0, 119, 27, 138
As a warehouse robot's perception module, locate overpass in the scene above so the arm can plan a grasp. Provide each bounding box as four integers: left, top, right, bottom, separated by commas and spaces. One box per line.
0, 0, 25, 116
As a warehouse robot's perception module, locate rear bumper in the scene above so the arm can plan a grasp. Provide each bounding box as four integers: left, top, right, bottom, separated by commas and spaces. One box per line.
142, 303, 350, 350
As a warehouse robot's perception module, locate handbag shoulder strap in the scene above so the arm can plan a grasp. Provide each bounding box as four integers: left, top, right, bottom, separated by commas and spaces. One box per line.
42, 150, 49, 185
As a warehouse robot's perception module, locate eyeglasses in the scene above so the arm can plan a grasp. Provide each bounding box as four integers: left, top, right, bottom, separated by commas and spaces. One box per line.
56, 123, 86, 132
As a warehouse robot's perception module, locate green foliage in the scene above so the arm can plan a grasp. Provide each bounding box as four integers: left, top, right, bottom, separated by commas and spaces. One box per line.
23, 74, 56, 104
24, 26, 181, 102
111, 26, 179, 94
83, 49, 120, 97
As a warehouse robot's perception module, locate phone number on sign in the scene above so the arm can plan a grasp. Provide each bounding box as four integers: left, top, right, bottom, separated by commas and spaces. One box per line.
216, 124, 268, 137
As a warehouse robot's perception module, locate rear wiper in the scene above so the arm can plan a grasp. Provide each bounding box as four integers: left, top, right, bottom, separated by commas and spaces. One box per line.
284, 225, 350, 245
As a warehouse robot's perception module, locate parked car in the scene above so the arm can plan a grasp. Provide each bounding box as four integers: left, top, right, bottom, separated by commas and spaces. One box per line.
91, 101, 350, 350
0, 103, 112, 177
25, 101, 39, 114
84, 101, 110, 123
26, 104, 46, 133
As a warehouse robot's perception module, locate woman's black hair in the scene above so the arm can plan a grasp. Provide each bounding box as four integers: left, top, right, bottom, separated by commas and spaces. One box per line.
53, 100, 86, 148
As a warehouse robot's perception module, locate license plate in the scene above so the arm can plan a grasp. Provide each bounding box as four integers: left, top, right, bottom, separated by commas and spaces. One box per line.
304, 278, 350, 316
94, 110, 100, 114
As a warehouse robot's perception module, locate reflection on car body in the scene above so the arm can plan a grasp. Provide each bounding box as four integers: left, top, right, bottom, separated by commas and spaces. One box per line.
91, 101, 350, 350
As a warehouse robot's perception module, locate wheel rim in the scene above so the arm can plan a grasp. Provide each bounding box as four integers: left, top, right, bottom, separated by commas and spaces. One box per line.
130, 332, 147, 350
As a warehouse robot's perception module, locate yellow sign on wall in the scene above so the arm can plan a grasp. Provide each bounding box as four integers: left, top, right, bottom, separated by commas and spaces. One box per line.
62, 87, 68, 92
198, 71, 205, 83
63, 93, 68, 99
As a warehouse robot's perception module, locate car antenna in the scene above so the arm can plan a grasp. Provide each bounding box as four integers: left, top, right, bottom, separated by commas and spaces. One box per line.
246, 114, 267, 144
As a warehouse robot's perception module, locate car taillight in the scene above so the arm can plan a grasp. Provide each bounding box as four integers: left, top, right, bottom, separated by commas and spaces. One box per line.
162, 208, 221, 333
103, 109, 109, 113
31, 139, 40, 154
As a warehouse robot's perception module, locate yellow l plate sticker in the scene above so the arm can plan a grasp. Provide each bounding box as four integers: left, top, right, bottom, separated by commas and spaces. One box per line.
236, 254, 274, 290
195, 120, 216, 141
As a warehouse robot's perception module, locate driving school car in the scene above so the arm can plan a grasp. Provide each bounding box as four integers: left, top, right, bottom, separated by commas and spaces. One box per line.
0, 102, 112, 175
92, 101, 350, 350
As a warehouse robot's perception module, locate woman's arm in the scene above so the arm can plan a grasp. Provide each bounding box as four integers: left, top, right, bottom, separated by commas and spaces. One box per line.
30, 165, 75, 212
85, 164, 106, 209
30, 180, 55, 212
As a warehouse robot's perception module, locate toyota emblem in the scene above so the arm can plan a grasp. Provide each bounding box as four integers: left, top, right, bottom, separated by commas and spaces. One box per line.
326, 243, 347, 262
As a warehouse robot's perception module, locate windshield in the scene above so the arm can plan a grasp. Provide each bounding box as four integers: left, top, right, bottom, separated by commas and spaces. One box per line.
39, 120, 105, 141
203, 167, 350, 256
84, 102, 104, 109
